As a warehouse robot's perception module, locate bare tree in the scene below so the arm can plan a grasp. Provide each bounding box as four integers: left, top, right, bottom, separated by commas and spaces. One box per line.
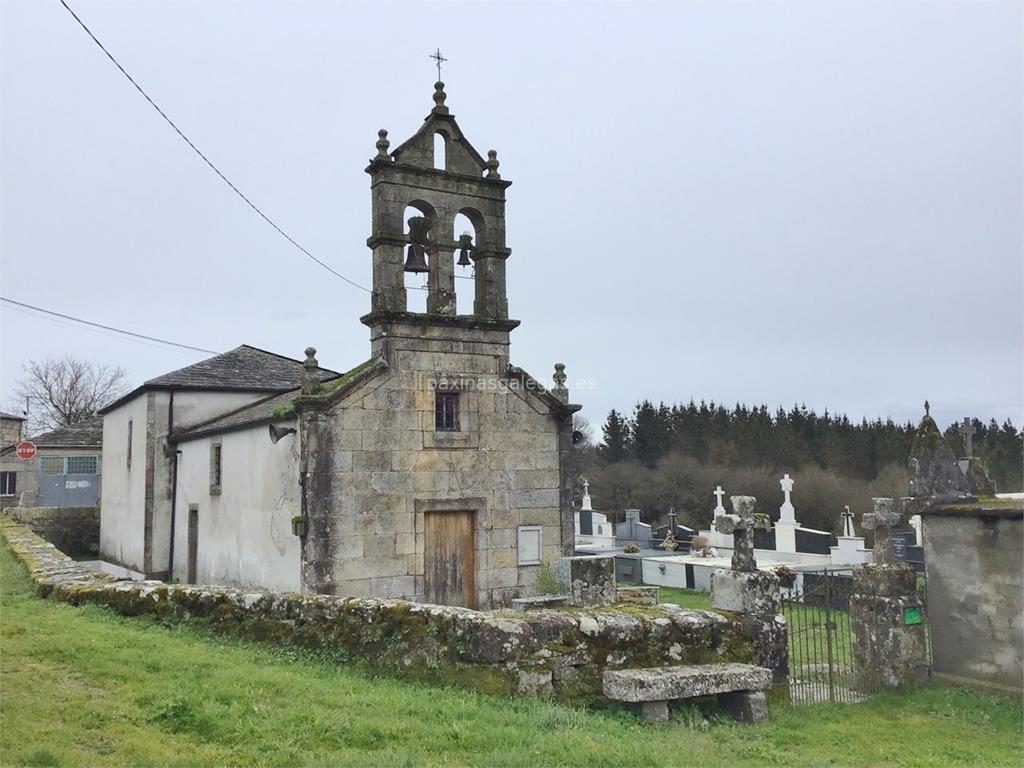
16, 356, 128, 433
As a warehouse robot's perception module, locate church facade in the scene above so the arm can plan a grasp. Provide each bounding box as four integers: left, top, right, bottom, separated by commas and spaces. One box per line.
155, 83, 579, 608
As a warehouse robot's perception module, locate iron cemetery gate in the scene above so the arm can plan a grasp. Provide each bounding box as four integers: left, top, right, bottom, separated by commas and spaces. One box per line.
781, 567, 931, 704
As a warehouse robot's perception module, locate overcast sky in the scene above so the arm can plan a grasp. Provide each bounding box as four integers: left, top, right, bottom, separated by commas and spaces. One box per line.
2, 1, 1021, 435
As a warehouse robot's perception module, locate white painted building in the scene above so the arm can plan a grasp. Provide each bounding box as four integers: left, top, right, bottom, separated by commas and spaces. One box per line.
98, 345, 337, 577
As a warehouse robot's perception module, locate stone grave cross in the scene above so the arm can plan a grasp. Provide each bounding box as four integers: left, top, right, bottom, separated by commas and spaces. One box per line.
713, 485, 726, 517
779, 473, 796, 522
961, 418, 976, 458
841, 505, 855, 537
861, 497, 904, 565
714, 496, 771, 572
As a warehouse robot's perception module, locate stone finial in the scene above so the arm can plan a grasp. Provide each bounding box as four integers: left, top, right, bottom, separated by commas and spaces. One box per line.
432, 81, 449, 114
301, 346, 320, 396
552, 363, 568, 403
375, 129, 390, 160
714, 496, 768, 572
862, 497, 904, 564
486, 149, 500, 179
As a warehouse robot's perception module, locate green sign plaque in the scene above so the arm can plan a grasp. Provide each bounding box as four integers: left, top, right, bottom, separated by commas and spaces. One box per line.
903, 605, 922, 625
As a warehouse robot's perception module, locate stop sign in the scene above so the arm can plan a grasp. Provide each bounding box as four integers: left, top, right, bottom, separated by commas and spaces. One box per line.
15, 441, 37, 461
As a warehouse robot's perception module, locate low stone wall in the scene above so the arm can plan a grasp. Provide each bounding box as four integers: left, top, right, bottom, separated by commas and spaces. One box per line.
3, 505, 99, 557
1, 519, 788, 705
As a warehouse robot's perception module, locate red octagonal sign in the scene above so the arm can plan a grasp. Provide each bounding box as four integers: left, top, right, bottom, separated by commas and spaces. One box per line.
15, 441, 37, 461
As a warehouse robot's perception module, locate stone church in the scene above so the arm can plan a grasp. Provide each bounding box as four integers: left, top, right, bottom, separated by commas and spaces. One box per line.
99, 83, 580, 608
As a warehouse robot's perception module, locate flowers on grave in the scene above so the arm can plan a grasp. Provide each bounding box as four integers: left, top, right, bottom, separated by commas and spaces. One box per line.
774, 564, 797, 587
623, 543, 640, 553
659, 531, 677, 552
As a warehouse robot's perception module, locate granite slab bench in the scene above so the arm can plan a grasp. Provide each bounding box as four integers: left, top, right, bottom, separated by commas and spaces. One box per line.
602, 663, 772, 723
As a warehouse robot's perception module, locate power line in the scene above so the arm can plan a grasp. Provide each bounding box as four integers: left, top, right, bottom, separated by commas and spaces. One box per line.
1, 297, 219, 355
57, 0, 371, 294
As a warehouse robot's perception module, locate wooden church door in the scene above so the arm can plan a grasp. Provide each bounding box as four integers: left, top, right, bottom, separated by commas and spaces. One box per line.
424, 511, 476, 608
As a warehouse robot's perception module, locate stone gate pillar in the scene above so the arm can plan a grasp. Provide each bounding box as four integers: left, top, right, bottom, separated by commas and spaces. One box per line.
850, 498, 929, 689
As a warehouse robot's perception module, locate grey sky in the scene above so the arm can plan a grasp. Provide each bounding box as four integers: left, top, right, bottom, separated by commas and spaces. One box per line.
2, 1, 1021, 434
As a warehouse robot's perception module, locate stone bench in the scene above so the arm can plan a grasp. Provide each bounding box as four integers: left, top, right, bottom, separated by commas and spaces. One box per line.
602, 663, 772, 723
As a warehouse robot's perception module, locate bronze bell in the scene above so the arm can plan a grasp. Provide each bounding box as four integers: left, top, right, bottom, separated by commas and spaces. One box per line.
405, 216, 431, 273
456, 233, 473, 267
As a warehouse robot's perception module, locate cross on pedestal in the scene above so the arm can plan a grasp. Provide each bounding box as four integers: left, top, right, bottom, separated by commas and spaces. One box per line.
841, 505, 855, 537
961, 417, 976, 458
714, 496, 771, 572
861, 497, 904, 565
713, 485, 726, 515
779, 473, 796, 523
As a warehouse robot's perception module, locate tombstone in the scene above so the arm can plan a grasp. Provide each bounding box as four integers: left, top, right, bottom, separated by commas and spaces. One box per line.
710, 497, 785, 674
653, 508, 695, 552
861, 497, 903, 565
713, 485, 727, 520
774, 474, 800, 553
615, 509, 653, 547
831, 505, 869, 565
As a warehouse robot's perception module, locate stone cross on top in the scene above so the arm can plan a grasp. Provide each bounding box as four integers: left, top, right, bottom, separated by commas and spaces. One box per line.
714, 496, 770, 572
779, 473, 796, 522
841, 505, 855, 537
861, 497, 904, 565
961, 417, 976, 458
713, 485, 726, 516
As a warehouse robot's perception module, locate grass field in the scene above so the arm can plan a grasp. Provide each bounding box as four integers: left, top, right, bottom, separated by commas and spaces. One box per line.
2, 543, 1021, 767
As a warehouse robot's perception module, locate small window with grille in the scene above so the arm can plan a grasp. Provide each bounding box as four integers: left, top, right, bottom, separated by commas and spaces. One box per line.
434, 391, 459, 432
40, 456, 64, 475
66, 456, 98, 475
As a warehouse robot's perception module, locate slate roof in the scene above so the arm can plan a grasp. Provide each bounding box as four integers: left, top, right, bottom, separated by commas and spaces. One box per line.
0, 411, 25, 421
174, 358, 385, 443
99, 345, 340, 414
0, 417, 103, 455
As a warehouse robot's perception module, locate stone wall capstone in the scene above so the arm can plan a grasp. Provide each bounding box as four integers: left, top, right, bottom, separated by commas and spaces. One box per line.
3, 506, 99, 557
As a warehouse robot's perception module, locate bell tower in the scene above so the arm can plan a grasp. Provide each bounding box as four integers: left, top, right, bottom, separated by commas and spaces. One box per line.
363, 82, 513, 323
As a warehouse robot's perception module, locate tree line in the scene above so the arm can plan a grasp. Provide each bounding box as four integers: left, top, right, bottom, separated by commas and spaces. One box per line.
581, 401, 1023, 537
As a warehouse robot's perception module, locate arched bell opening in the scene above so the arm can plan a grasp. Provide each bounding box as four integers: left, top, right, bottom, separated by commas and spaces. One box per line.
453, 211, 477, 315
403, 201, 435, 313
433, 132, 448, 171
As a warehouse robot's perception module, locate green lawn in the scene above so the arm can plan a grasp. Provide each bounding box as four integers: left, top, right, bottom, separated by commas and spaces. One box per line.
1, 544, 1021, 767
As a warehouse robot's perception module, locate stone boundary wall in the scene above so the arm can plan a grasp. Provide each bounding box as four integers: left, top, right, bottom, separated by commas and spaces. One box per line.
0, 519, 786, 705
2, 506, 99, 557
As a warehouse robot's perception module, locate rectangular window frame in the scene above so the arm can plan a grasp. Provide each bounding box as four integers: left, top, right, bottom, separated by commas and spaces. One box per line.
517, 525, 543, 566
434, 391, 460, 432
40, 456, 65, 475
209, 441, 223, 496
0, 471, 15, 497
66, 455, 99, 475
126, 419, 133, 469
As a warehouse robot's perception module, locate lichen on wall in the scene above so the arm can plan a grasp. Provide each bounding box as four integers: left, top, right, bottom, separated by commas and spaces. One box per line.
1, 519, 788, 706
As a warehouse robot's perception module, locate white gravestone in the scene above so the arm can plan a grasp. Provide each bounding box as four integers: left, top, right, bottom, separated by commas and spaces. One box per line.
830, 505, 869, 565
775, 473, 799, 553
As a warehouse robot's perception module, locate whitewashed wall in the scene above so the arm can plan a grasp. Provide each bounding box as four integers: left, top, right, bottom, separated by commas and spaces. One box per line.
173, 421, 301, 591
150, 391, 267, 575
99, 394, 149, 571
